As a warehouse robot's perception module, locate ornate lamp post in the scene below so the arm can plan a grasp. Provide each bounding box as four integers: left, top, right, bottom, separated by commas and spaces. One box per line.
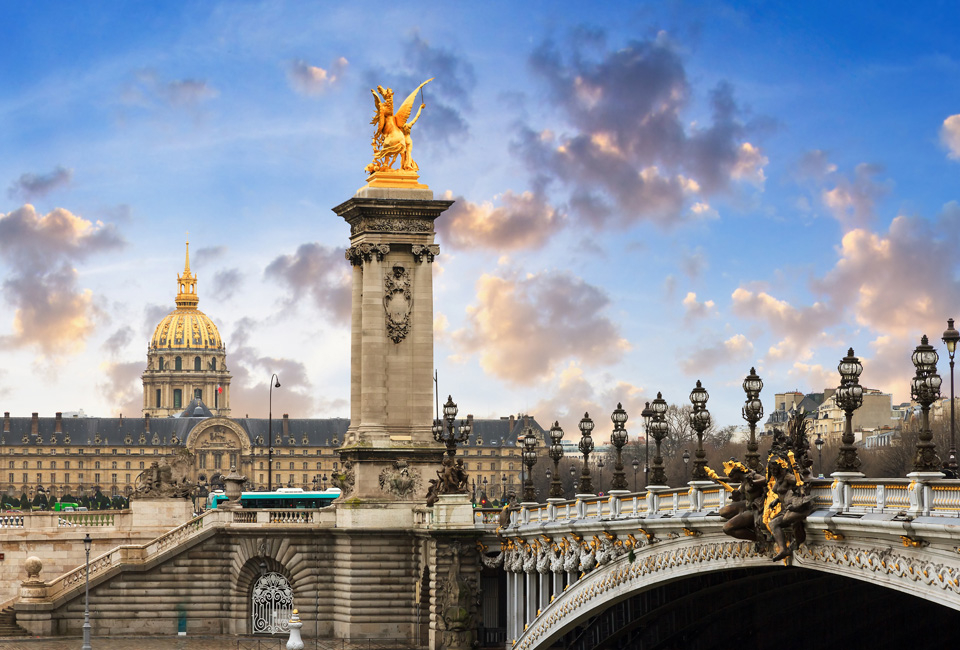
267, 373, 281, 491
631, 458, 639, 492
688, 381, 711, 480
568, 465, 576, 498
641, 402, 652, 487
500, 473, 507, 501
82, 532, 92, 650
834, 348, 864, 473
548, 421, 565, 498
432, 395, 472, 457
942, 319, 959, 473
596, 458, 604, 493
815, 435, 825, 478
648, 393, 669, 486
577, 413, 595, 494
610, 403, 629, 491
741, 367, 764, 471
911, 336, 943, 472
521, 426, 538, 502
682, 450, 690, 482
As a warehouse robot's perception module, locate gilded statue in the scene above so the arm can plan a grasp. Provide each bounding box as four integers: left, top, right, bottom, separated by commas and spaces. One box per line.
365, 79, 433, 174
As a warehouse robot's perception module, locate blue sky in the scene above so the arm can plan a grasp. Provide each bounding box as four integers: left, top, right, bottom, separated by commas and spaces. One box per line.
1, 2, 959, 440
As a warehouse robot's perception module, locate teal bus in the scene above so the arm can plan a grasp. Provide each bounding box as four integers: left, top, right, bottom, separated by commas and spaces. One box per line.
208, 487, 340, 509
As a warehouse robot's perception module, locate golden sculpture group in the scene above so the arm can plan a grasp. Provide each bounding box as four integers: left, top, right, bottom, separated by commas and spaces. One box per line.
365, 78, 433, 175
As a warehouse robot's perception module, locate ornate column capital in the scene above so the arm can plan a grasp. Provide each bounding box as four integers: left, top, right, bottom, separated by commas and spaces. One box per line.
412, 244, 440, 263
345, 243, 391, 266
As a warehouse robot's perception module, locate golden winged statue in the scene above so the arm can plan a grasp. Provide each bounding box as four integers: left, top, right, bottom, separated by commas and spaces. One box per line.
365, 78, 432, 175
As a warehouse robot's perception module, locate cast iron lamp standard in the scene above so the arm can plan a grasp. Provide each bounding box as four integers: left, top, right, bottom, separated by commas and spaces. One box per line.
911, 335, 943, 472
610, 403, 629, 491
682, 450, 690, 482
548, 421, 565, 498
577, 413, 595, 494
267, 374, 281, 491
432, 395, 472, 457
815, 435, 825, 478
942, 318, 959, 473
834, 349, 864, 473
82, 532, 92, 650
521, 427, 538, 502
597, 458, 604, 494
632, 458, 640, 492
648, 393, 669, 486
741, 367, 764, 471
688, 381, 711, 480
641, 402, 653, 487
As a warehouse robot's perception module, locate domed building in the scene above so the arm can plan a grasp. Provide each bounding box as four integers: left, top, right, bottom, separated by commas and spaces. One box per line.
142, 242, 232, 417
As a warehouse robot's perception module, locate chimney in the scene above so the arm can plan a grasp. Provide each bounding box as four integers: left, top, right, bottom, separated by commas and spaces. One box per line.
55, 412, 63, 434
3, 412, 9, 433
145, 412, 151, 434
282, 413, 290, 437
509, 414, 515, 433
31, 413, 39, 436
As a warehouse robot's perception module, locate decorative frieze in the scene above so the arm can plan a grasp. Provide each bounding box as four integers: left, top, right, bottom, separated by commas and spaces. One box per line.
350, 217, 433, 236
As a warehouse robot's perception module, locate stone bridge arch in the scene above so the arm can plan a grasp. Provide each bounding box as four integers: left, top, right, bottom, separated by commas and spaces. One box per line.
513, 533, 960, 650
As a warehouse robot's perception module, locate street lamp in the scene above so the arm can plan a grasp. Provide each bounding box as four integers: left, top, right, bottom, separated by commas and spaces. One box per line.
577, 413, 595, 494
609, 403, 629, 491
631, 458, 640, 492
267, 373, 281, 491
501, 473, 507, 501
648, 393, 669, 486
548, 421, 565, 498
942, 318, 959, 474
596, 457, 604, 494
741, 367, 764, 471
815, 435, 825, 478
521, 426, 538, 502
911, 335, 943, 472
688, 381, 711, 481
834, 348, 864, 473
82, 532, 92, 650
568, 465, 576, 498
641, 401, 653, 488
432, 396, 472, 457
682, 450, 690, 482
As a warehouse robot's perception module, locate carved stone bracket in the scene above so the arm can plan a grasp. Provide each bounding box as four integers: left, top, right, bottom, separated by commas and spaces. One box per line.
384, 264, 412, 343
412, 244, 440, 263
345, 243, 391, 266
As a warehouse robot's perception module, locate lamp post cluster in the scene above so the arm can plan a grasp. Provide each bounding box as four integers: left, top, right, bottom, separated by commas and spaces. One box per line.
688, 381, 711, 481
521, 426, 538, 502
834, 348, 865, 473
741, 367, 764, 471
577, 413, 595, 494
548, 422, 565, 498
911, 335, 943, 472
432, 395, 472, 457
610, 403, 629, 491
646, 393, 669, 486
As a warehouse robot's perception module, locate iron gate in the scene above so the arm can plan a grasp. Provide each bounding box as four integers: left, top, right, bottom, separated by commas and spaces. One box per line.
251, 571, 293, 634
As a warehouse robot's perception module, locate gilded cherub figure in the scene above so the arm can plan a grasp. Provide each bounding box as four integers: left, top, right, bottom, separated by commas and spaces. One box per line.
365, 78, 432, 174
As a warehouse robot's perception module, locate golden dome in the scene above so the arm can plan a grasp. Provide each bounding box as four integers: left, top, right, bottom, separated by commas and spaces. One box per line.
149, 241, 224, 351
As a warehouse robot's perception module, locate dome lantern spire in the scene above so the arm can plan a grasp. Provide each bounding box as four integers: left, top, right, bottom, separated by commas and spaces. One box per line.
175, 239, 199, 310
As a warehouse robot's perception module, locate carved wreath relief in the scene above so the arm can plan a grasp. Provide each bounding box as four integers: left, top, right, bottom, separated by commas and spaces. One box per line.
384, 263, 412, 343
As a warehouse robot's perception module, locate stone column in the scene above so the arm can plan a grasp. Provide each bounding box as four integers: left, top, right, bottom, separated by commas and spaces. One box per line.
332, 185, 452, 502
538, 570, 550, 613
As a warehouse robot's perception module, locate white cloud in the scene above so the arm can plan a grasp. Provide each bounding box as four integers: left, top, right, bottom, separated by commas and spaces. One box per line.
942, 114, 960, 160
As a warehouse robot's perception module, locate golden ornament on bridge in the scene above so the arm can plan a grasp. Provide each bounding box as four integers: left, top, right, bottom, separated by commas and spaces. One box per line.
365, 78, 433, 185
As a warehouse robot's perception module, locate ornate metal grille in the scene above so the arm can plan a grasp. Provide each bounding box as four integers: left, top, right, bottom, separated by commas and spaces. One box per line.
251, 571, 293, 634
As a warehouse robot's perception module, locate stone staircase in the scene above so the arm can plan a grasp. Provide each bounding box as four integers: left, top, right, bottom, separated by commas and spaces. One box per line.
0, 605, 29, 637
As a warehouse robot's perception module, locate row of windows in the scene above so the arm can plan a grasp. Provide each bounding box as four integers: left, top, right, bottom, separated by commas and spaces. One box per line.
157, 356, 217, 372
8, 460, 150, 470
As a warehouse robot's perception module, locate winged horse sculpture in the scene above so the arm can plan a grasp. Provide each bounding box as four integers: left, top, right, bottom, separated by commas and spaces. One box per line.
366, 78, 433, 174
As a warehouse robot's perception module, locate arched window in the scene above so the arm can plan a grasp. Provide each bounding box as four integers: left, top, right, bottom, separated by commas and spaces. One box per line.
194, 356, 201, 371
211, 358, 217, 370
175, 357, 182, 371
158, 357, 164, 371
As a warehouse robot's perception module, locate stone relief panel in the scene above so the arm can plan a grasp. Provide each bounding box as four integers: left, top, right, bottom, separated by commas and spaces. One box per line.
378, 460, 422, 499
384, 264, 412, 344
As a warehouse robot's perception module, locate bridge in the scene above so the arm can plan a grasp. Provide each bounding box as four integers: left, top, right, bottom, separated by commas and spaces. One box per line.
480, 473, 960, 649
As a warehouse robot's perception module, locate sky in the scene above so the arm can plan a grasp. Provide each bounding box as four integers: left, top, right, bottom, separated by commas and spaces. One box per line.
1, 2, 959, 441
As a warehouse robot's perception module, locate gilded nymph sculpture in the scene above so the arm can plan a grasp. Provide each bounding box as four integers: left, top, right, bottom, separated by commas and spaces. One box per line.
365, 78, 433, 174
